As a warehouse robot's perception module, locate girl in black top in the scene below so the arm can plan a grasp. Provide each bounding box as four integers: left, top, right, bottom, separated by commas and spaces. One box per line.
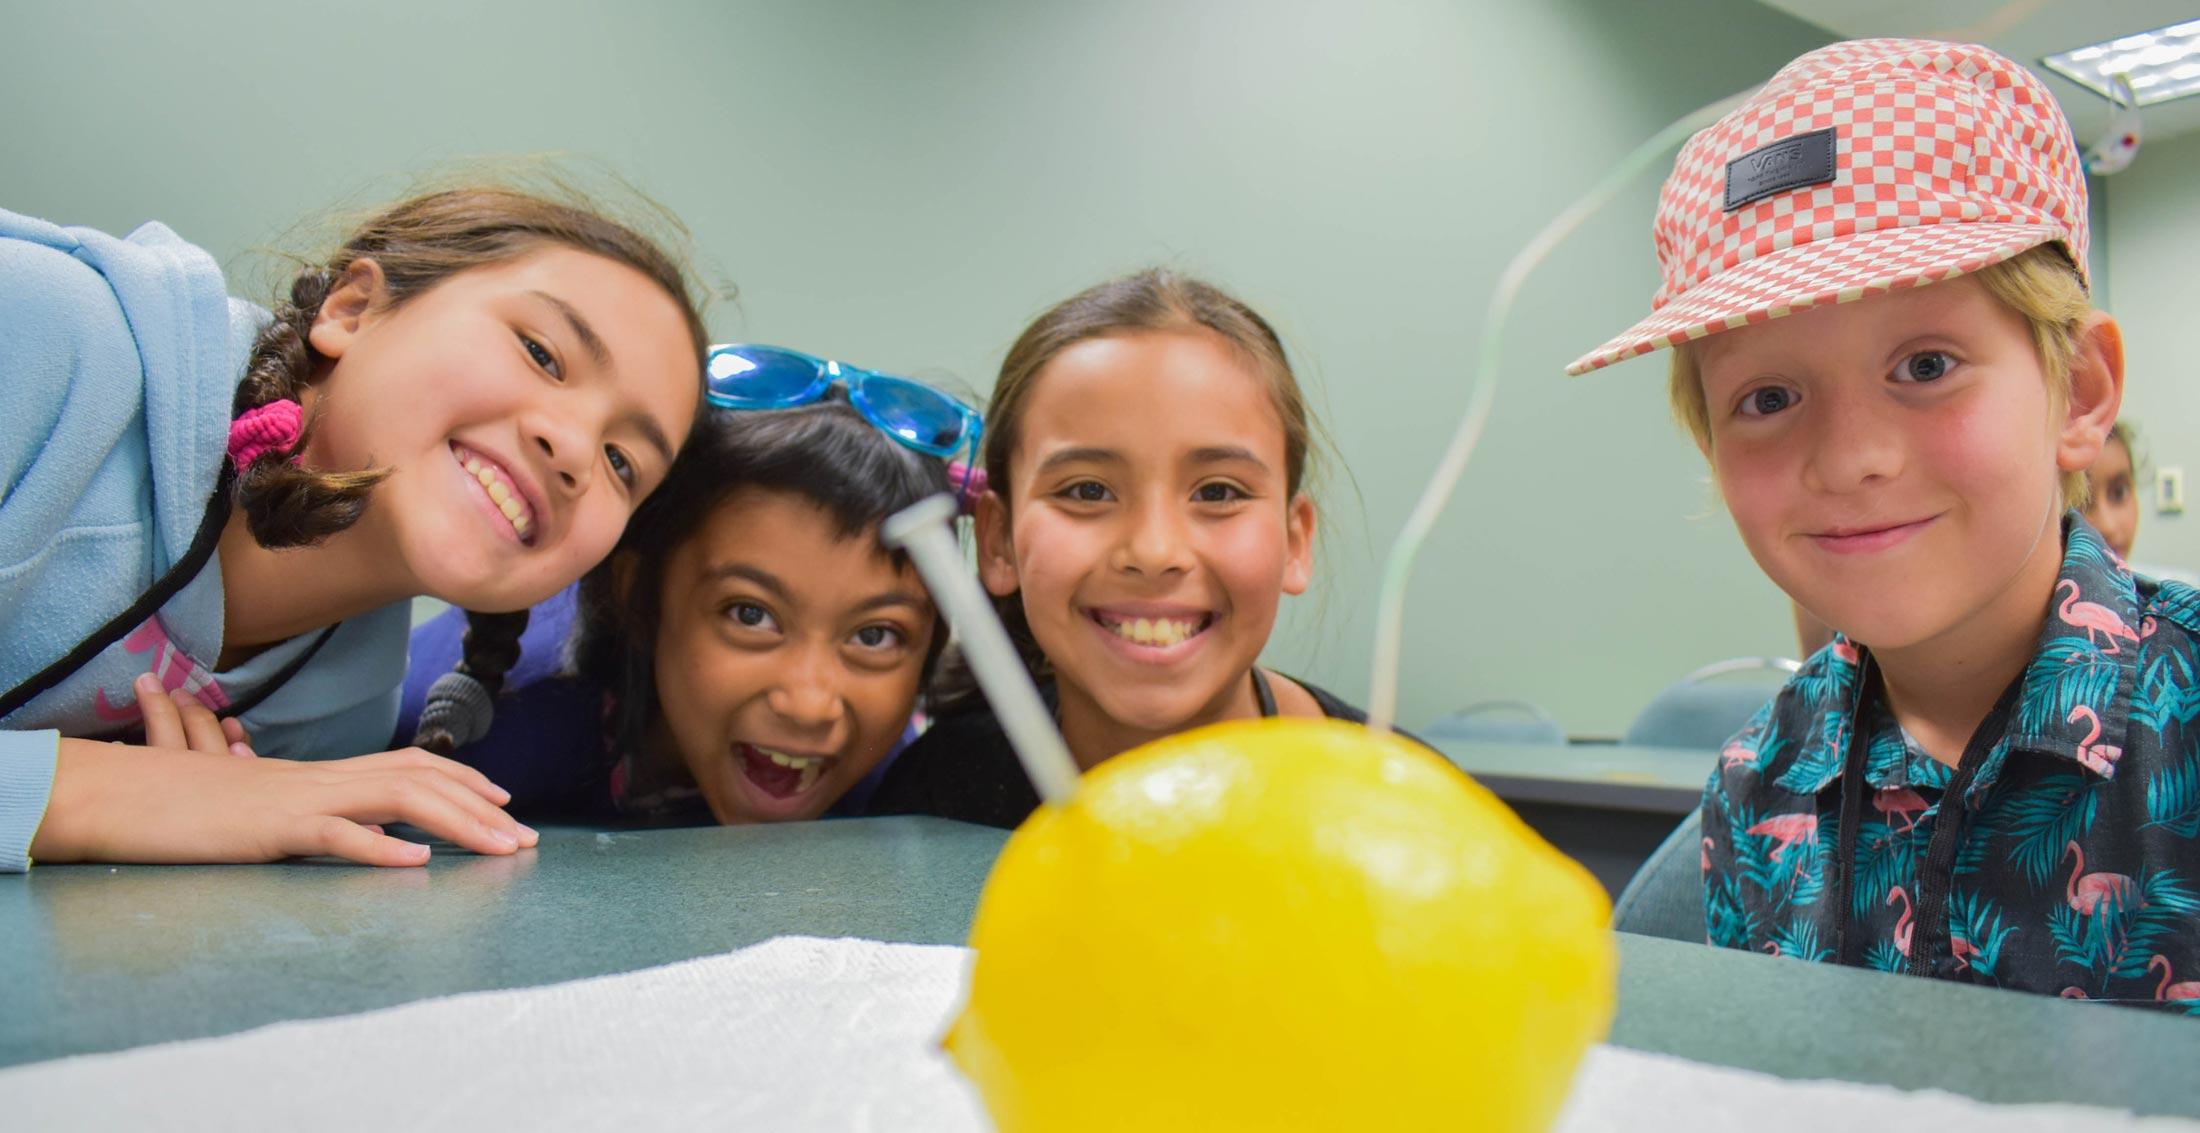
870, 269, 1383, 829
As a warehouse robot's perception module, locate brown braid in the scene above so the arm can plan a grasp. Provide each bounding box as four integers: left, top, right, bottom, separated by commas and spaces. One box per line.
231, 267, 387, 547
412, 608, 531, 756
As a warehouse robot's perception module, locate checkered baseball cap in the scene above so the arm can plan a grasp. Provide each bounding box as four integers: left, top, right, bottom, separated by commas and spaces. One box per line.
1567, 38, 2088, 376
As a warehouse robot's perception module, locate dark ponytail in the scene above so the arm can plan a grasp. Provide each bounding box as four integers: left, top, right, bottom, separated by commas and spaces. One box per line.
412, 609, 530, 755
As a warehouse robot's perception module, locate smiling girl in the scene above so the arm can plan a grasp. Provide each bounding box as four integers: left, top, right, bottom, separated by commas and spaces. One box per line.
0, 187, 707, 869
869, 269, 1371, 829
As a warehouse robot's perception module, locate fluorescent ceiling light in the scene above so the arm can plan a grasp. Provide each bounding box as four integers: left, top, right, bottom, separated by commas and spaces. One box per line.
2043, 19, 2200, 106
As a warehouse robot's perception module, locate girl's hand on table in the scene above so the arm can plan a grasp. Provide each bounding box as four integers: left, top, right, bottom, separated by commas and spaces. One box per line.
135, 675, 256, 758
33, 737, 536, 867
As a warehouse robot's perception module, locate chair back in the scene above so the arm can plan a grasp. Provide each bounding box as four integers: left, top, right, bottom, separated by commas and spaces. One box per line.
1612, 810, 1706, 942
1422, 699, 1565, 746
1621, 657, 1798, 750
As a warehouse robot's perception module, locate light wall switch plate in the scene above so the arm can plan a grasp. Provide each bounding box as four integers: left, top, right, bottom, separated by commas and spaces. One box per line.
2160, 466, 2187, 516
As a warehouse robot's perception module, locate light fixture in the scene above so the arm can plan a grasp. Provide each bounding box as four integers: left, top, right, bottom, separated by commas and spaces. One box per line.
2042, 19, 2200, 106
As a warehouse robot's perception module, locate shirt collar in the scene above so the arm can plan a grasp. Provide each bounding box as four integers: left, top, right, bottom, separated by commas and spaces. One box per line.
1760, 513, 2139, 795
2005, 512, 2141, 782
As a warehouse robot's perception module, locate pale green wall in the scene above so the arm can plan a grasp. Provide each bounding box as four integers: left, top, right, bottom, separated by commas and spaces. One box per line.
2102, 129, 2200, 578
2, 0, 1832, 737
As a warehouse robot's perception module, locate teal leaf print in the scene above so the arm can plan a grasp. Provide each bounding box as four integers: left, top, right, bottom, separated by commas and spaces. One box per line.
1769, 917, 1832, 964
1997, 774, 2098, 890
1733, 804, 1825, 910
2134, 649, 2200, 735
2144, 754, 2200, 839
1775, 712, 1848, 793
1850, 819, 1917, 917
2016, 641, 2123, 737
2107, 871, 2200, 983
1705, 874, 1757, 949
2049, 869, 2200, 991
1956, 778, 2018, 876
2050, 902, 2091, 979
1946, 889, 2018, 982
1863, 940, 1906, 974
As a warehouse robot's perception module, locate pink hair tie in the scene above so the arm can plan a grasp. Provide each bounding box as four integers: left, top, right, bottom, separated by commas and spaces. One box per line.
228, 399, 304, 469
947, 460, 988, 516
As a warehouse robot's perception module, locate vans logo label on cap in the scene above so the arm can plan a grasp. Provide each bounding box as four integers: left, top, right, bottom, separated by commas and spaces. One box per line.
1725, 127, 1838, 211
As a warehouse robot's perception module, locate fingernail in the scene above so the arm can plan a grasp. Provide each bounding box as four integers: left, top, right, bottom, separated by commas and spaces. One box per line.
490, 828, 518, 849
410, 844, 432, 863
134, 673, 159, 694
230, 742, 255, 758
518, 823, 539, 846
170, 688, 195, 706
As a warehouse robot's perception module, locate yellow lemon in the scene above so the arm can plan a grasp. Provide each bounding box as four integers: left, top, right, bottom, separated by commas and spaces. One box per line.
945, 717, 1615, 1132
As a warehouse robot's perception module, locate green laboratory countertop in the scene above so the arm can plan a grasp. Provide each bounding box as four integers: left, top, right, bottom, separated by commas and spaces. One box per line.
4, 816, 2197, 1118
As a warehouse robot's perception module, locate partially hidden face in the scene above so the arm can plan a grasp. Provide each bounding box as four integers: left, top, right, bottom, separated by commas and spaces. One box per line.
2081, 434, 2138, 559
651, 487, 936, 823
982, 329, 1314, 737
1692, 274, 2096, 653
303, 247, 700, 613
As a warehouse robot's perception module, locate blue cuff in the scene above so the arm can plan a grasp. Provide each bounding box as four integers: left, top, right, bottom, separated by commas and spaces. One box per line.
0, 730, 61, 872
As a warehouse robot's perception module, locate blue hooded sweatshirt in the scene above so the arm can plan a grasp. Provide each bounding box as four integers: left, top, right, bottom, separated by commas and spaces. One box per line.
0, 207, 410, 870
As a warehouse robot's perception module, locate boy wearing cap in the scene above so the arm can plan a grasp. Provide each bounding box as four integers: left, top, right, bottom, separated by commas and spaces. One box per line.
1572, 39, 2200, 1005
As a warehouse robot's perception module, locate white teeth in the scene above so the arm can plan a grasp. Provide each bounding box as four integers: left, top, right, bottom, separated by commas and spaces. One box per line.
760, 747, 824, 770
1108, 617, 1197, 647
458, 448, 532, 539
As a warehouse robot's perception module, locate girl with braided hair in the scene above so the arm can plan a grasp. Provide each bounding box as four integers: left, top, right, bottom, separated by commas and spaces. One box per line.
0, 187, 709, 869
397, 350, 979, 826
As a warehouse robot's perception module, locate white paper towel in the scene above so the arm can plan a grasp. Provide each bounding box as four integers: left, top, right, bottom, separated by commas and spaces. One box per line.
1, 935, 2190, 1132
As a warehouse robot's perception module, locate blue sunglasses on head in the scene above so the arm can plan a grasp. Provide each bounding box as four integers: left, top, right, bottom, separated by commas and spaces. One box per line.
705, 344, 983, 470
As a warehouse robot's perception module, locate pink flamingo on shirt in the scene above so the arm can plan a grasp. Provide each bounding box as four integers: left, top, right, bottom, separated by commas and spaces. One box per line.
1746, 813, 1820, 872
1720, 740, 1759, 771
1888, 886, 1914, 957
2150, 956, 2200, 1001
2063, 841, 2136, 916
1872, 786, 1928, 833
1701, 836, 1714, 872
1831, 640, 1861, 666
2067, 705, 2124, 776
2057, 580, 2140, 655
1951, 935, 1979, 969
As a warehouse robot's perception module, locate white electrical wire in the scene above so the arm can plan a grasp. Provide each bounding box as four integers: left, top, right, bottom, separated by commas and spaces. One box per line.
1365, 90, 1754, 734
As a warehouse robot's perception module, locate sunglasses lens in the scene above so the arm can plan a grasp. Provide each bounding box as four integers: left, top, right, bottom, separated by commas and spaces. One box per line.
856, 376, 970, 452
707, 346, 822, 405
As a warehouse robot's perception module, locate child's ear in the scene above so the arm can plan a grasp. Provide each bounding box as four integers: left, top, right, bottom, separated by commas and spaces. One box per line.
1281, 494, 1316, 597
304, 259, 389, 362
974, 490, 1019, 598
2054, 311, 2125, 477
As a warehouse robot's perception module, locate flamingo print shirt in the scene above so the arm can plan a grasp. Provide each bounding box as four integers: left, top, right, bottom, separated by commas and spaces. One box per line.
1702, 515, 2200, 1010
